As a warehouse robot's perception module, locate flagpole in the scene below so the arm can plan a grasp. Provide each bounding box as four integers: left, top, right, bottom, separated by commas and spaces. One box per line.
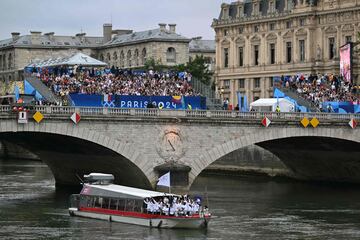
169, 171, 171, 194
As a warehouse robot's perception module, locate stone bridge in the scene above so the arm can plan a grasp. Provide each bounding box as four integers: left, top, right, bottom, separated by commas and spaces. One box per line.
0, 105, 359, 190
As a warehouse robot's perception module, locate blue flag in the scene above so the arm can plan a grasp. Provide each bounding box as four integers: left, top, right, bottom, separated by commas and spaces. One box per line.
237, 92, 242, 112
242, 95, 247, 112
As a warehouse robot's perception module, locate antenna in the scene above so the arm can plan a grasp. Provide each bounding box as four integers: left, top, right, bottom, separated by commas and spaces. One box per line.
111, 13, 113, 24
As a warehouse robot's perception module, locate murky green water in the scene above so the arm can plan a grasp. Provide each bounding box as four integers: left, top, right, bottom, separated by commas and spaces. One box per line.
1, 159, 360, 239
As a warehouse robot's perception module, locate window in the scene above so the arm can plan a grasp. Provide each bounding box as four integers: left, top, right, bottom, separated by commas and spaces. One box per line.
254, 78, 260, 88
269, 23, 275, 31
224, 48, 229, 68
224, 80, 230, 89
286, 21, 292, 29
224, 29, 228, 36
141, 48, 147, 65
270, 43, 276, 64
254, 45, 259, 66
134, 49, 139, 66
239, 47, 244, 67
346, 36, 352, 43
270, 77, 274, 87
299, 18, 305, 26
8, 53, 12, 70
239, 79, 245, 89
166, 47, 176, 63
254, 25, 259, 32
299, 40, 305, 62
127, 50, 132, 67
329, 37, 335, 59
286, 42, 292, 63
239, 27, 244, 34
120, 51, 124, 68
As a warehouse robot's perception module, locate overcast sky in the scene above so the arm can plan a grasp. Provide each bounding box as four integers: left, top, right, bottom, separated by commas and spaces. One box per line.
0, 0, 231, 40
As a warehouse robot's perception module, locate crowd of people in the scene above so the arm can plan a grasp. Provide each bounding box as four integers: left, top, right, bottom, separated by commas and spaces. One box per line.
33, 66, 198, 98
280, 73, 359, 111
144, 195, 208, 216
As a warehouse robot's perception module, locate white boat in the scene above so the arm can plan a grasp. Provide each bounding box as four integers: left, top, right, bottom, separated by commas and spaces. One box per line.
69, 173, 211, 229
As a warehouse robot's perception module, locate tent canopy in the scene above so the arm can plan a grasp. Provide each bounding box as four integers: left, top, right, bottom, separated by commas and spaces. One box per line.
250, 98, 295, 112
26, 52, 107, 68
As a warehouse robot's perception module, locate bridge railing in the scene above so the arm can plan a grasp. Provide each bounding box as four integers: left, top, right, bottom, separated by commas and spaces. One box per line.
0, 105, 359, 121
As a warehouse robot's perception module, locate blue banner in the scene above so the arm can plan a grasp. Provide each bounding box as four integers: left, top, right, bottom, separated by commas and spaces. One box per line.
69, 94, 206, 110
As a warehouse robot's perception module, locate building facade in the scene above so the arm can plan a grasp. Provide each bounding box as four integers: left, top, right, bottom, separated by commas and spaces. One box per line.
0, 23, 215, 95
212, 0, 360, 107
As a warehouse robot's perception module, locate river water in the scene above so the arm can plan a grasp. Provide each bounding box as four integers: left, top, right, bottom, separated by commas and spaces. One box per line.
1, 159, 360, 240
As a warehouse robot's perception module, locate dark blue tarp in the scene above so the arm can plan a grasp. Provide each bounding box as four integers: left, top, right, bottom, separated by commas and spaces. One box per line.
69, 94, 206, 110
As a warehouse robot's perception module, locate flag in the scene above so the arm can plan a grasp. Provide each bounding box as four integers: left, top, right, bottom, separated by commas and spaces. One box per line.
157, 172, 170, 187
181, 96, 186, 109
242, 95, 247, 112
14, 86, 20, 101
237, 92, 242, 112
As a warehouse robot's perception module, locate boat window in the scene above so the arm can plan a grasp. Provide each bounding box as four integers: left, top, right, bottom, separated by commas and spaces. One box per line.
109, 199, 118, 210
125, 199, 135, 212
134, 200, 143, 213
94, 197, 103, 208
102, 198, 110, 209
118, 199, 126, 211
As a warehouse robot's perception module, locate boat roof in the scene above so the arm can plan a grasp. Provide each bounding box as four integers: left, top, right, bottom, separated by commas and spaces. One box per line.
81, 183, 177, 200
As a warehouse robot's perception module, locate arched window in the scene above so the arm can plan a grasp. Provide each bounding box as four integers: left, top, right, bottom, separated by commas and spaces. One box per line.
8, 53, 12, 70
127, 50, 132, 67
99, 54, 104, 61
166, 47, 176, 63
120, 51, 124, 68
107, 52, 111, 62
134, 49, 139, 66
141, 48, 147, 65
113, 51, 118, 61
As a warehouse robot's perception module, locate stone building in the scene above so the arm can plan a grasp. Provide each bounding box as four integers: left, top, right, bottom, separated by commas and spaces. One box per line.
98, 23, 190, 69
189, 37, 216, 72
0, 23, 216, 95
212, 0, 360, 107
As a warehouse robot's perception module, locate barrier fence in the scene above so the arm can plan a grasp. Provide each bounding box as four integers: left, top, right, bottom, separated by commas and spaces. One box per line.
0, 105, 359, 121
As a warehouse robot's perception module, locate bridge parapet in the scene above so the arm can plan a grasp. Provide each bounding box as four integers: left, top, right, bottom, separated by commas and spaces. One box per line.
0, 105, 359, 122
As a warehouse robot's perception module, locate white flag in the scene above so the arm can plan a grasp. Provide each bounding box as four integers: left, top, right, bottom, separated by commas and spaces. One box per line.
157, 172, 170, 187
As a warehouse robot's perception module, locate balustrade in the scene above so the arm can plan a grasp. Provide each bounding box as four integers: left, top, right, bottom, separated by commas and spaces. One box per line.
0, 105, 359, 121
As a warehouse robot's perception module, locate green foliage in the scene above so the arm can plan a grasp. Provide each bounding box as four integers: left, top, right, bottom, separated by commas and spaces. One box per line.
144, 58, 164, 72
186, 55, 213, 85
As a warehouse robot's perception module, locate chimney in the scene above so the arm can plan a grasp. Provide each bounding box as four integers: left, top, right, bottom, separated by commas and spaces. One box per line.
168, 24, 176, 33
159, 23, 167, 32
75, 33, 86, 42
11, 32, 20, 42
103, 23, 112, 43
192, 36, 202, 40
30, 31, 42, 45
112, 29, 133, 36
44, 32, 55, 41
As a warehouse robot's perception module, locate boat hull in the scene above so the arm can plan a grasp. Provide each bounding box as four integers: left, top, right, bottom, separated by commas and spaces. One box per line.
69, 208, 209, 229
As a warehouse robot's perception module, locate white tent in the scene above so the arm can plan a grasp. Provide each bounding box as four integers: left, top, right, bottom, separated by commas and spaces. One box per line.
250, 98, 295, 112
26, 52, 107, 68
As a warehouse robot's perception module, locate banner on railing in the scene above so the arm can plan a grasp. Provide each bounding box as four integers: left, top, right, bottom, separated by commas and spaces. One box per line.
69, 94, 206, 110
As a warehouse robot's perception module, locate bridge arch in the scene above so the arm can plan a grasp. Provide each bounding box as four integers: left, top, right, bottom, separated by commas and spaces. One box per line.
0, 121, 154, 188
191, 127, 360, 186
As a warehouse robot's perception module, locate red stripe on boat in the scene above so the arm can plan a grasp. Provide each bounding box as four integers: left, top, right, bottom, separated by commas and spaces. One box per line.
79, 207, 207, 219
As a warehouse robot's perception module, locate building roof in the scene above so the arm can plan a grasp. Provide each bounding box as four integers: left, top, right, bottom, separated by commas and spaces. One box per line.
189, 38, 215, 53
103, 28, 190, 47
0, 34, 103, 49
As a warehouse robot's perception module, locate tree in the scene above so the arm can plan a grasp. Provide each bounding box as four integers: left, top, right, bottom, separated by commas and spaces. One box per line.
186, 55, 213, 85
173, 55, 213, 85
144, 58, 164, 72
